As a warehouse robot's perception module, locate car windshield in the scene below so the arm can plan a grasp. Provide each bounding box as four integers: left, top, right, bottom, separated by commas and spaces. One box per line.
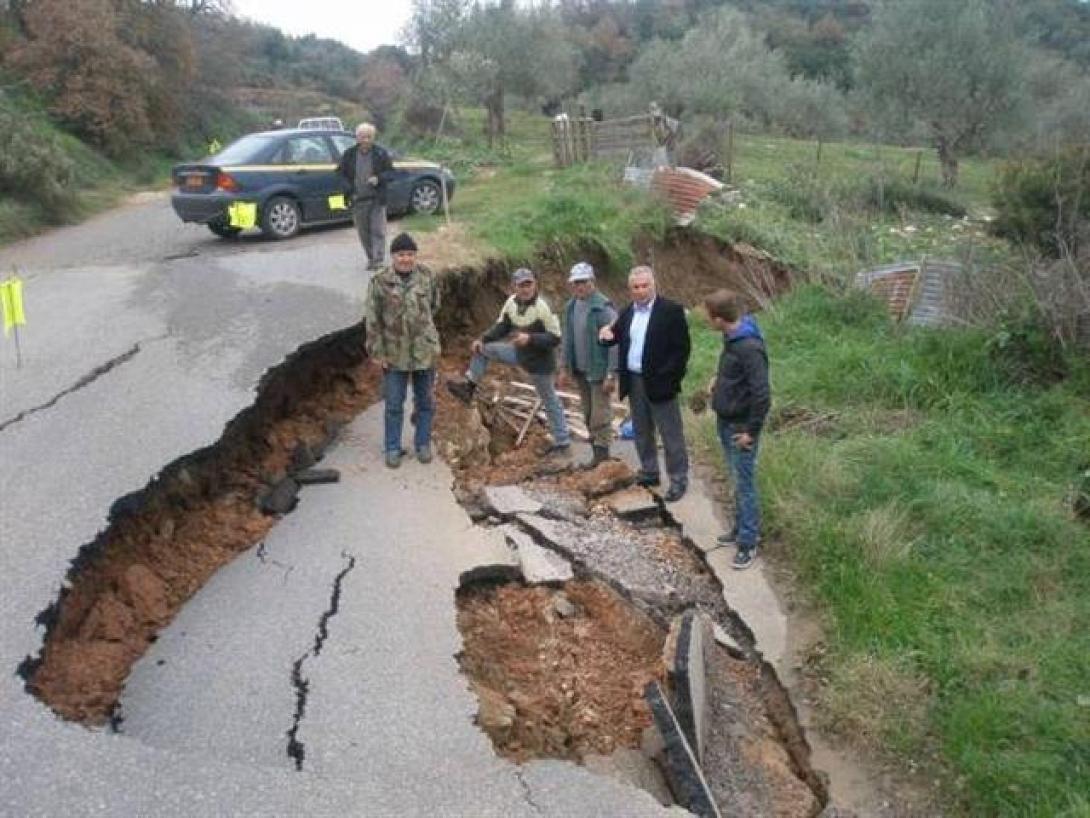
213, 135, 277, 165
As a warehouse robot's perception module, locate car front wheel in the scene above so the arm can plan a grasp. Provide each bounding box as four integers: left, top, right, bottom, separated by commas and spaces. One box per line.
262, 195, 302, 239
409, 180, 442, 215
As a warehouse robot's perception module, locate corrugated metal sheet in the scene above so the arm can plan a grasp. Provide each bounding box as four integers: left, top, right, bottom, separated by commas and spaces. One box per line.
855, 259, 962, 326
649, 167, 724, 225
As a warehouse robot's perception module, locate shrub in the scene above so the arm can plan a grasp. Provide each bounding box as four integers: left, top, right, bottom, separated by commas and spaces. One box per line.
991, 146, 1090, 257
0, 100, 75, 219
862, 179, 967, 218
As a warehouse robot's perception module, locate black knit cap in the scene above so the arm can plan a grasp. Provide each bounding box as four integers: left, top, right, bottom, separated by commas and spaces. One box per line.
390, 232, 418, 253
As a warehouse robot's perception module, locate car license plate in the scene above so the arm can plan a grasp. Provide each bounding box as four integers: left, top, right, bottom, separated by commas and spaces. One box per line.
183, 174, 204, 189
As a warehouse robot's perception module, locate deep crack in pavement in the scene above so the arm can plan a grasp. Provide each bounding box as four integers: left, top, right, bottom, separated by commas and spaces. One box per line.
286, 551, 357, 771
0, 337, 167, 432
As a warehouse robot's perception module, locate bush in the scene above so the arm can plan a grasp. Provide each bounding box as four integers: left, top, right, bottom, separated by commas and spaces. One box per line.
862, 179, 967, 218
991, 147, 1090, 257
0, 99, 75, 219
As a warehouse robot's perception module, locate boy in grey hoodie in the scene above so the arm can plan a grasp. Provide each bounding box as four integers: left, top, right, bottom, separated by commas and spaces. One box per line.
704, 289, 771, 569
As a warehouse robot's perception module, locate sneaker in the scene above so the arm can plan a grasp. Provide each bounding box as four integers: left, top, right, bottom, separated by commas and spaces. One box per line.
416, 444, 433, 463
732, 545, 758, 570
445, 378, 477, 405
385, 450, 402, 469
635, 472, 661, 488
664, 482, 687, 503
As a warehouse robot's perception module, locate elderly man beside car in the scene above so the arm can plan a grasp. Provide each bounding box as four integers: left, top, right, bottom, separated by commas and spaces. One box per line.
337, 122, 394, 271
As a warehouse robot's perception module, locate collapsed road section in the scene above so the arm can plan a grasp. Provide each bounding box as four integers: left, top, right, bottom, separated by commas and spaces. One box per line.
443, 381, 828, 816
17, 322, 379, 724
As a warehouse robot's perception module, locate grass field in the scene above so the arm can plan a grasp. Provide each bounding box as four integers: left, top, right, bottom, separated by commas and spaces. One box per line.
696, 132, 1014, 283
685, 289, 1090, 817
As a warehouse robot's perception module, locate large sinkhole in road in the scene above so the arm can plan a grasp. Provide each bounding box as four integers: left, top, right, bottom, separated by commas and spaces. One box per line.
17, 258, 516, 724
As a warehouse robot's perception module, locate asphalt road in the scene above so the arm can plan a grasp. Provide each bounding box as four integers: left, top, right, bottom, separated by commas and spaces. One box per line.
0, 195, 680, 816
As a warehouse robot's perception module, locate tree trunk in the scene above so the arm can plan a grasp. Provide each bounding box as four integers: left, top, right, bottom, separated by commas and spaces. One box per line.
935, 135, 959, 188
485, 82, 505, 148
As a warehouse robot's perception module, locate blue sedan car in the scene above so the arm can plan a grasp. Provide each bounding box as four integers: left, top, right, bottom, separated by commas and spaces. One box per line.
170, 128, 456, 239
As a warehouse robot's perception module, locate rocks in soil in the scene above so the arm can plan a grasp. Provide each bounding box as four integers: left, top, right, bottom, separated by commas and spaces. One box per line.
474, 682, 516, 733
438, 404, 491, 468
552, 592, 578, 619
258, 477, 300, 515
570, 460, 635, 498
483, 485, 543, 518
294, 468, 340, 485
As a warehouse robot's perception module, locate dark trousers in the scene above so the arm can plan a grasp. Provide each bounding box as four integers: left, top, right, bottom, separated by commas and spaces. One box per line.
628, 374, 688, 487
353, 199, 387, 267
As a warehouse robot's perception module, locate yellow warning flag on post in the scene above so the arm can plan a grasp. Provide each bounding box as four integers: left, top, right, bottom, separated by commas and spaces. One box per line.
1, 276, 27, 336
227, 201, 257, 229
328, 194, 347, 211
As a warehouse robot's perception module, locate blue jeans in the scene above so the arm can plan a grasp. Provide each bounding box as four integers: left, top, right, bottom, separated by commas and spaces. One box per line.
383, 369, 435, 454
468, 342, 570, 446
718, 418, 760, 548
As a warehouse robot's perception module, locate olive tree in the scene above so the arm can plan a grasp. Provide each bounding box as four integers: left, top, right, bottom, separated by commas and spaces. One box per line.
857, 0, 1028, 187
406, 0, 576, 144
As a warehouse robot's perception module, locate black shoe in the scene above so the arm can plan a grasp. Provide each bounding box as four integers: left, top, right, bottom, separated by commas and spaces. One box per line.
635, 472, 661, 488
590, 445, 610, 467
732, 545, 758, 570
445, 378, 477, 405
664, 482, 687, 502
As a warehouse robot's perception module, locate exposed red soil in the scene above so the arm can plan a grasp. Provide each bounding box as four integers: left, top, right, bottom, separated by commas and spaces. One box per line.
456, 581, 666, 762
29, 358, 380, 723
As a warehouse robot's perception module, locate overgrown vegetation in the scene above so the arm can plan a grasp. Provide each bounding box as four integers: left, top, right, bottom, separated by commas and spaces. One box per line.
686, 287, 1090, 817
992, 146, 1090, 258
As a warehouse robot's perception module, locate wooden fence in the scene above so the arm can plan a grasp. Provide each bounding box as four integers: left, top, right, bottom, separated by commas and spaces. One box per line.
552, 113, 661, 167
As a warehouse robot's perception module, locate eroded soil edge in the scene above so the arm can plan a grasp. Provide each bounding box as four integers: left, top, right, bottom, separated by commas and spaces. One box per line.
18, 323, 380, 723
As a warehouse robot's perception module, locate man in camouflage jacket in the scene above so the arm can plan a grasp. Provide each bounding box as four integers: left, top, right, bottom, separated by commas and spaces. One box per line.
364, 232, 441, 468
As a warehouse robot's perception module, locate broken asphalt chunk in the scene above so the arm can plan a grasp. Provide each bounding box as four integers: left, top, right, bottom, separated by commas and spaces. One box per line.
503, 524, 574, 585
644, 681, 722, 818
258, 477, 300, 515
483, 484, 543, 518
295, 468, 340, 485
604, 486, 661, 523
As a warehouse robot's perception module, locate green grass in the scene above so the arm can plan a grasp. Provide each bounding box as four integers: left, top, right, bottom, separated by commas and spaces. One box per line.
685, 287, 1090, 816
695, 133, 1012, 282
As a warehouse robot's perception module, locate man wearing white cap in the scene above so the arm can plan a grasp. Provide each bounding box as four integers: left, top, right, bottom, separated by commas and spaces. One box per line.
447, 267, 571, 454
561, 262, 618, 466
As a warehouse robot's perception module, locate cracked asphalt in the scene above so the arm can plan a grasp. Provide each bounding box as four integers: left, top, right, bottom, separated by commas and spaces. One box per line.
0, 194, 684, 815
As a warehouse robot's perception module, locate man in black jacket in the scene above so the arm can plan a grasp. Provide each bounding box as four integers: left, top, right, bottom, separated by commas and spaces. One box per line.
704, 288, 771, 570
599, 266, 691, 501
336, 123, 395, 271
